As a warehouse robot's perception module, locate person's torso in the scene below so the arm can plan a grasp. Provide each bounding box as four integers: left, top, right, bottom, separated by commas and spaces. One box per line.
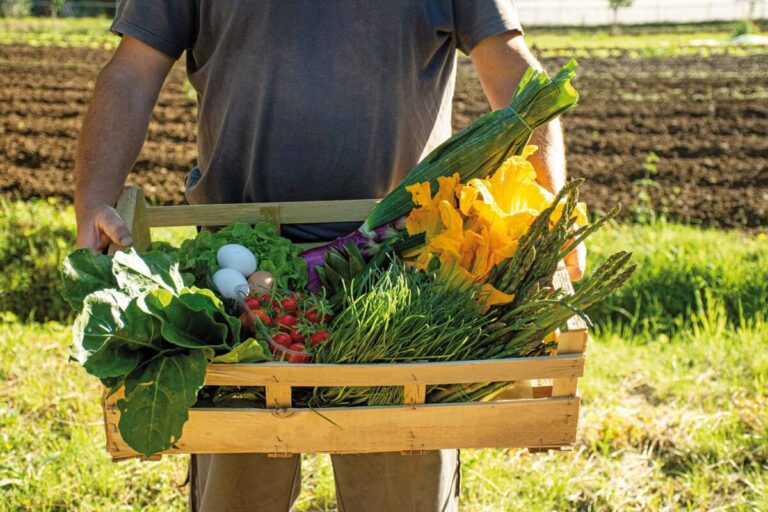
184, 0, 459, 205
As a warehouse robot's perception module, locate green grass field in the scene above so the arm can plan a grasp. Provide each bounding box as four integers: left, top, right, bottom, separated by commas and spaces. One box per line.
2, 17, 766, 54
0, 200, 766, 510
1, 295, 765, 510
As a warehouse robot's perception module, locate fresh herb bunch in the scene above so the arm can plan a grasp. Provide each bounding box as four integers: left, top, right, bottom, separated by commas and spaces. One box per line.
307, 264, 486, 407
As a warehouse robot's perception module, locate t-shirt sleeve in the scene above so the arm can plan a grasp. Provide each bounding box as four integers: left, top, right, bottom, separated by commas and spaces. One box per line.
453, 0, 524, 55
110, 0, 196, 60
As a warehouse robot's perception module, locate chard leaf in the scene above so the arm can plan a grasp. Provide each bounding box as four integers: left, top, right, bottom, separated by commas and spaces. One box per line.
138, 288, 233, 351
72, 290, 161, 378
112, 249, 185, 295
117, 350, 208, 456
213, 338, 271, 363
61, 249, 117, 311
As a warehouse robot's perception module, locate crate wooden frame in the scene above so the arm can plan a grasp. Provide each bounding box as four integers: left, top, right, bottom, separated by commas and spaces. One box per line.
104, 186, 589, 461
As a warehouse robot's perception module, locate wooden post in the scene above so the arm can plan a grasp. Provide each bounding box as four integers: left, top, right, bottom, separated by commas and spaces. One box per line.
551, 330, 588, 398
108, 185, 151, 254
265, 384, 292, 409
402, 383, 427, 454
403, 384, 426, 405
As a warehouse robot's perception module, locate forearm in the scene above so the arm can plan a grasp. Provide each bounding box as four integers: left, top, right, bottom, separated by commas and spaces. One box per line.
470, 34, 567, 194
526, 119, 565, 194
74, 65, 158, 220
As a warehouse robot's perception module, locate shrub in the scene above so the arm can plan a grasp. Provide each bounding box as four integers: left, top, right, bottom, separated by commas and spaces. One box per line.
0, 0, 31, 16
731, 19, 759, 39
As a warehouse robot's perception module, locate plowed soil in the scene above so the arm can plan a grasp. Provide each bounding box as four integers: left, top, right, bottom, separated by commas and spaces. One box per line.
1, 45, 766, 227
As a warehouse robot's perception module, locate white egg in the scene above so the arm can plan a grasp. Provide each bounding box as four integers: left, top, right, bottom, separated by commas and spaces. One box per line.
217, 244, 257, 276
212, 268, 250, 299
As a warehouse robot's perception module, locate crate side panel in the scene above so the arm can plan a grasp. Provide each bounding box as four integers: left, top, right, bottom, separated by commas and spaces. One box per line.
204, 354, 584, 387
106, 398, 579, 457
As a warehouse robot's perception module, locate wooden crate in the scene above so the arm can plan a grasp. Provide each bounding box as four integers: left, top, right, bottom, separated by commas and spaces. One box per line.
103, 186, 589, 460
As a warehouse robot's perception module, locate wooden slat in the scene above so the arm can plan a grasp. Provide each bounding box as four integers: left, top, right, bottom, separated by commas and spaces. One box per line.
203, 353, 584, 387
105, 398, 579, 458
109, 185, 151, 254
552, 330, 589, 398
145, 199, 379, 227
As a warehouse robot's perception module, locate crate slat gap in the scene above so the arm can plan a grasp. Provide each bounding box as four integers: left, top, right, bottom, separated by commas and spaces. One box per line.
103, 185, 590, 460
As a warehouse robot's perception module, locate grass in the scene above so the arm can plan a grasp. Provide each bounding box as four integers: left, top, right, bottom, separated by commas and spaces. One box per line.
1, 17, 766, 54
4, 197, 766, 335
585, 221, 768, 334
0, 199, 766, 509
1, 299, 765, 510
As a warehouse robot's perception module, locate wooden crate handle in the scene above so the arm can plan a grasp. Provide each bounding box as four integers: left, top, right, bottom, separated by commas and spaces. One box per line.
108, 185, 152, 254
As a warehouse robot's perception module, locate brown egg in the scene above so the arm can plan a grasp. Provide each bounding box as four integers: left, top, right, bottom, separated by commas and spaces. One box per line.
247, 271, 274, 294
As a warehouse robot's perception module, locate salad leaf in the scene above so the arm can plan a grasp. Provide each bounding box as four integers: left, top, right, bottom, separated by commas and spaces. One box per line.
72, 290, 161, 379
137, 288, 235, 351
112, 249, 185, 296
117, 350, 208, 457
62, 243, 269, 457
213, 338, 271, 363
61, 249, 116, 311
175, 222, 308, 290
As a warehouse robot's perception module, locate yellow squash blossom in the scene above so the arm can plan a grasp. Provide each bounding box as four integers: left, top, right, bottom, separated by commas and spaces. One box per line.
404, 145, 586, 312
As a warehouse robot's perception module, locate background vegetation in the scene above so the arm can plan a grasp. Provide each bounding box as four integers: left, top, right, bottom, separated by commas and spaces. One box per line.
1, 18, 767, 512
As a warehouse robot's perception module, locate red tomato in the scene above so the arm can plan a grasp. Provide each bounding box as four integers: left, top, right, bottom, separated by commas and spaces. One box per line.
275, 314, 298, 329
280, 297, 298, 312
304, 310, 321, 323
272, 332, 293, 348
286, 344, 310, 363
251, 308, 272, 326
309, 331, 329, 346
289, 328, 304, 343
245, 296, 260, 309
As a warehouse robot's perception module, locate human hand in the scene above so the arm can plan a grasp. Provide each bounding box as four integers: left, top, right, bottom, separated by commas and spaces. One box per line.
564, 240, 586, 282
76, 202, 133, 254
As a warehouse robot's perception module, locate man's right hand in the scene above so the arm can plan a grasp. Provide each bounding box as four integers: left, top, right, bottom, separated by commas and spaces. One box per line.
76, 202, 133, 254
73, 35, 173, 254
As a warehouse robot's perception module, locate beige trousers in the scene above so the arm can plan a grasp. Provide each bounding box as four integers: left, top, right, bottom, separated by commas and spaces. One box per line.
190, 450, 460, 512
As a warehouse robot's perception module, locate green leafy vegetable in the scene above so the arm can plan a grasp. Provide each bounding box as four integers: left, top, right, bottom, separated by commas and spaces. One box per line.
112, 249, 185, 296
72, 290, 160, 379
175, 222, 308, 290
117, 350, 208, 457
213, 338, 271, 363
61, 249, 116, 311
62, 247, 264, 457
138, 288, 236, 351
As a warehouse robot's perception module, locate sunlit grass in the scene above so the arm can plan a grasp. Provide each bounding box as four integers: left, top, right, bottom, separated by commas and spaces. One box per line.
1, 302, 765, 510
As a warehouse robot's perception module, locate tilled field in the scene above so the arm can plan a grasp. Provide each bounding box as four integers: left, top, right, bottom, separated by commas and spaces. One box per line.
1, 45, 766, 227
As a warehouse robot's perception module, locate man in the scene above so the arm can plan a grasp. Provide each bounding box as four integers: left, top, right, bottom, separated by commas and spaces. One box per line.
75, 1, 585, 510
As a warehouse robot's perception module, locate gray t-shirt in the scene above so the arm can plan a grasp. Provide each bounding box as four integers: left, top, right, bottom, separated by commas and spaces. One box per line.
112, 1, 521, 239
